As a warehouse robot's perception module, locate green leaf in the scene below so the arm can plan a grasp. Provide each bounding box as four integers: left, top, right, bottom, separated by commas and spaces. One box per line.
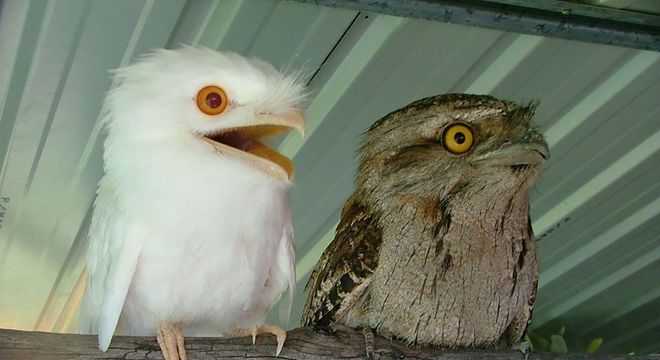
537, 335, 550, 352
586, 338, 604, 353
550, 335, 568, 353
524, 335, 535, 351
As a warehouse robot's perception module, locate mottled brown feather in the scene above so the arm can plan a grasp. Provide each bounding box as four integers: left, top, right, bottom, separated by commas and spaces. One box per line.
301, 193, 382, 326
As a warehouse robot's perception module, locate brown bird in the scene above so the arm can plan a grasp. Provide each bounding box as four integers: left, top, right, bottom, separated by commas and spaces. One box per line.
301, 94, 548, 350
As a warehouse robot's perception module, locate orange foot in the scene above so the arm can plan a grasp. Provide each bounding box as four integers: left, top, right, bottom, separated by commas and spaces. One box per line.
234, 324, 287, 356
156, 322, 186, 360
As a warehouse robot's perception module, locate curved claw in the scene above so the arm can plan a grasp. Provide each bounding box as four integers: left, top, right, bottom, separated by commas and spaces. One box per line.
256, 324, 287, 356
275, 330, 286, 356
251, 326, 257, 345
232, 324, 287, 356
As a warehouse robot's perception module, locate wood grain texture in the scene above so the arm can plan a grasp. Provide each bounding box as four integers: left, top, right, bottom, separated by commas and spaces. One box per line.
0, 327, 651, 360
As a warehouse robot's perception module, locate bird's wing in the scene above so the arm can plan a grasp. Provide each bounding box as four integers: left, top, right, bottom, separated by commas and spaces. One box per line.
301, 193, 382, 326
501, 218, 539, 345
276, 208, 297, 322
80, 180, 142, 351
515, 219, 540, 341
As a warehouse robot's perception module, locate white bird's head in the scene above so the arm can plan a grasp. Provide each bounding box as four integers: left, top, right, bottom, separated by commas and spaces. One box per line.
104, 46, 306, 181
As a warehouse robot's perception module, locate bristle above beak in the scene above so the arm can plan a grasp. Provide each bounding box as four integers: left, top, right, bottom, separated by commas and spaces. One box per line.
253, 111, 306, 138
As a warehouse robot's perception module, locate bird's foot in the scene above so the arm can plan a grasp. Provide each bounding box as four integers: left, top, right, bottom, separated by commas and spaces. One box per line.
512, 339, 533, 359
362, 327, 375, 360
234, 324, 287, 356
156, 322, 186, 360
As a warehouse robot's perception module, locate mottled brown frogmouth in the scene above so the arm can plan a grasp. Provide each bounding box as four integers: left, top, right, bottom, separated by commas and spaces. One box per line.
301, 94, 548, 352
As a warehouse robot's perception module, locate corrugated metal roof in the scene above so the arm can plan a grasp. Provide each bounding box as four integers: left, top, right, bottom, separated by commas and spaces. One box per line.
578, 0, 660, 14
0, 0, 658, 355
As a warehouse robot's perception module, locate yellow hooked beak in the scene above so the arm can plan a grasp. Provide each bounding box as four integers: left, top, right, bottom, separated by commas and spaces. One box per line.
202, 111, 305, 181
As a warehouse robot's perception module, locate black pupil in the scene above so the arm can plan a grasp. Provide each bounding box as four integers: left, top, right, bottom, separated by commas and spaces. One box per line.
454, 132, 466, 144
206, 92, 222, 108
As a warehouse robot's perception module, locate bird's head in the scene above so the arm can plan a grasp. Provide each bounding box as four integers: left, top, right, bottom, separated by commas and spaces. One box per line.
105, 46, 306, 182
357, 94, 549, 201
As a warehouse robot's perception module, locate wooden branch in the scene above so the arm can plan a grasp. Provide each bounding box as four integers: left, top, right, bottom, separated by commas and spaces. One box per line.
0, 327, 649, 359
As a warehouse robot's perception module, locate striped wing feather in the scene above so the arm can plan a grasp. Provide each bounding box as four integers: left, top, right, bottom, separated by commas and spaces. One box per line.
301, 194, 382, 326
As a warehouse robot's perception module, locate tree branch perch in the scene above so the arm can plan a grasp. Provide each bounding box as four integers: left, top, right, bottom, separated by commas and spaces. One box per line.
0, 327, 650, 359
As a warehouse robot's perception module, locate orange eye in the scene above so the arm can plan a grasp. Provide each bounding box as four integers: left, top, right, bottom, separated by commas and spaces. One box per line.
196, 85, 228, 115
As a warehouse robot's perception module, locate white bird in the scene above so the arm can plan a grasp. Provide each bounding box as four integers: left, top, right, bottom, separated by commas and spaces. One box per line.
79, 47, 306, 360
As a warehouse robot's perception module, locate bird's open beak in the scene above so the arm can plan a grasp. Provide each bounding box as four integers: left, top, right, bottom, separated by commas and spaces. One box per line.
202, 111, 305, 181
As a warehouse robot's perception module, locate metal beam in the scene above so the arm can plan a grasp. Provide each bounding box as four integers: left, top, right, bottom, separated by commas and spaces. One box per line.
289, 0, 660, 51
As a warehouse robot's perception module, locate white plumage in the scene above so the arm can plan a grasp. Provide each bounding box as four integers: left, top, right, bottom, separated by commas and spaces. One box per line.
80, 47, 306, 359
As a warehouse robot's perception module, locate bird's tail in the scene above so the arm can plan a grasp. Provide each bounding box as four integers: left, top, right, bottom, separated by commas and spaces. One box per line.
77, 282, 97, 334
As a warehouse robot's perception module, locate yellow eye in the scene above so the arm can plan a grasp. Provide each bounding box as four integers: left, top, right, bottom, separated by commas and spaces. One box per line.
196, 85, 228, 115
442, 123, 474, 154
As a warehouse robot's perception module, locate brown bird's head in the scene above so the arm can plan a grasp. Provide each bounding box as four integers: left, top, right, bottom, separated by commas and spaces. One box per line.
356, 94, 549, 205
